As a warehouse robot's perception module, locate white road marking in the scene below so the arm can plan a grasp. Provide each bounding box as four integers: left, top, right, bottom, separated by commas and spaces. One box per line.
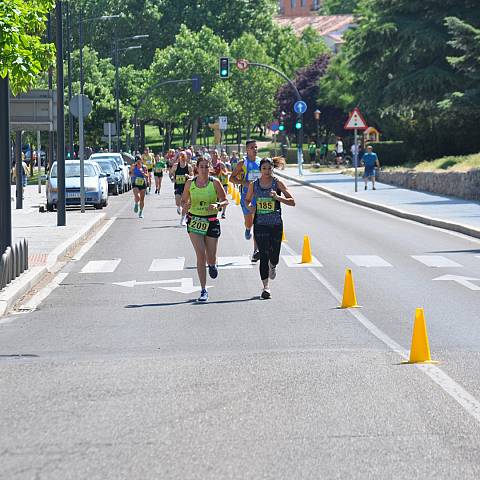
80, 259, 121, 273
17, 272, 69, 312
72, 217, 117, 261
282, 242, 480, 424
217, 256, 253, 269
433, 274, 480, 291
412, 255, 462, 268
347, 255, 392, 267
161, 278, 211, 294
113, 278, 189, 288
281, 255, 323, 268
149, 257, 185, 271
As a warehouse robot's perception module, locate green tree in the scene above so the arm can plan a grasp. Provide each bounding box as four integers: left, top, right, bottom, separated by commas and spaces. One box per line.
321, 0, 359, 14
0, 0, 55, 93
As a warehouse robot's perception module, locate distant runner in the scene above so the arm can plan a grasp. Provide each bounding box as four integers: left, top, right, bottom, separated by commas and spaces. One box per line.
153, 153, 165, 194
170, 151, 193, 226
130, 155, 149, 218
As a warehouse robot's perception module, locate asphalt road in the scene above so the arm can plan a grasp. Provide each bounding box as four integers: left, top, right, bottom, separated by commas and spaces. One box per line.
1, 178, 480, 479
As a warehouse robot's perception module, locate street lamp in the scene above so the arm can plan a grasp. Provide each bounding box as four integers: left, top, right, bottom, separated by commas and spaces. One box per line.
314, 109, 321, 148
114, 35, 148, 152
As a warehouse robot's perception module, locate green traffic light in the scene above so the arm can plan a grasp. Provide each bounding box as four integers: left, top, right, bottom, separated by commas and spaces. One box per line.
279, 125, 285, 131
221, 69, 228, 76
295, 122, 302, 129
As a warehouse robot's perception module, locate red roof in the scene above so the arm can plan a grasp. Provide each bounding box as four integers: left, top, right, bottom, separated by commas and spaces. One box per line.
275, 14, 354, 36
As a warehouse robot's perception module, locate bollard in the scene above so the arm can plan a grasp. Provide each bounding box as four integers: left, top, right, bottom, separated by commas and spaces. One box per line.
24, 239, 29, 271
14, 243, 20, 278
0, 252, 6, 289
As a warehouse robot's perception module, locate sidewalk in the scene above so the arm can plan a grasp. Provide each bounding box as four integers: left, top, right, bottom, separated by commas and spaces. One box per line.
1, 185, 106, 315
278, 167, 480, 239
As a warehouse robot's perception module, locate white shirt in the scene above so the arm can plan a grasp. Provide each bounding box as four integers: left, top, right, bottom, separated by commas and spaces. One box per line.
336, 141, 343, 153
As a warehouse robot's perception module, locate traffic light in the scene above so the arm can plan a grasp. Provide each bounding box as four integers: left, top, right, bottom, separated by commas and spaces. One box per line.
279, 121, 285, 132
295, 118, 303, 130
191, 74, 201, 93
219, 57, 229, 79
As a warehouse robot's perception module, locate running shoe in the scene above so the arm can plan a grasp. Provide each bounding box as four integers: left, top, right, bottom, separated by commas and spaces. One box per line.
139, 210, 144, 218
251, 249, 260, 262
221, 213, 226, 219
208, 265, 218, 279
177, 206, 182, 215
245, 229, 252, 240
134, 202, 139, 213
269, 262, 277, 280
180, 215, 187, 227
364, 185, 367, 190
198, 289, 208, 302
261, 289, 271, 300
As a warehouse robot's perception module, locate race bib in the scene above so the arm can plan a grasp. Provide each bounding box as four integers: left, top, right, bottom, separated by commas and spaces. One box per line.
134, 177, 145, 187
188, 216, 209, 235
256, 197, 275, 214
248, 171, 261, 182
176, 175, 186, 185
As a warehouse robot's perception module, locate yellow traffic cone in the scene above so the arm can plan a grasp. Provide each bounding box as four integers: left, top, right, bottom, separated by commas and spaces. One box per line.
301, 235, 312, 263
235, 189, 240, 206
228, 182, 232, 195
340, 268, 360, 308
406, 308, 438, 364
282, 229, 287, 242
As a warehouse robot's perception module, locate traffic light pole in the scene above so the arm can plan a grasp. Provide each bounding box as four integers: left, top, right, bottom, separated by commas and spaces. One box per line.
244, 62, 304, 175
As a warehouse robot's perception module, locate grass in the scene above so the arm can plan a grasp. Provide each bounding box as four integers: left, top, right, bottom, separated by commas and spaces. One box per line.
386, 153, 480, 172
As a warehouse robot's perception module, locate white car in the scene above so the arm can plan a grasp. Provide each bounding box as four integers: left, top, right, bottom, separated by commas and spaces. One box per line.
89, 152, 131, 192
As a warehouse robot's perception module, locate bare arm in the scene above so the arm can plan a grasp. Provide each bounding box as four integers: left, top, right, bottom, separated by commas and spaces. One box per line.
230, 160, 245, 185
210, 178, 228, 211
274, 179, 295, 206
181, 180, 192, 210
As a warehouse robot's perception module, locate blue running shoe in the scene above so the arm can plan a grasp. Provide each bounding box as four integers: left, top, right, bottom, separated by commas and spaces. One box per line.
134, 202, 139, 213
208, 265, 218, 279
244, 229, 252, 240
198, 289, 208, 302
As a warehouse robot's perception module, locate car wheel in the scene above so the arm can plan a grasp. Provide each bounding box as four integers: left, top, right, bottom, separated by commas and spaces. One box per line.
46, 202, 54, 212
94, 203, 103, 209
113, 184, 119, 196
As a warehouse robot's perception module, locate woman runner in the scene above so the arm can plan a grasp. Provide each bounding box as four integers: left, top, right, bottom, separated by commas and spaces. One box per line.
153, 153, 166, 194
130, 155, 149, 218
181, 156, 228, 302
245, 157, 295, 299
170, 151, 193, 226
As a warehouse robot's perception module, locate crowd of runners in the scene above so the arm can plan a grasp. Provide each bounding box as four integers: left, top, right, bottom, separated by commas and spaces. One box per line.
129, 140, 295, 302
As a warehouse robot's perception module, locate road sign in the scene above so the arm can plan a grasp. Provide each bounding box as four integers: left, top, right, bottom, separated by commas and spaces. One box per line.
218, 116, 228, 130
293, 100, 307, 114
236, 59, 249, 71
69, 94, 92, 119
9, 89, 57, 131
270, 121, 279, 132
103, 122, 116, 136
344, 107, 367, 130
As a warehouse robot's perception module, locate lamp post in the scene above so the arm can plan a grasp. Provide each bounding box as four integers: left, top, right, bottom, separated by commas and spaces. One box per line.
114, 35, 148, 152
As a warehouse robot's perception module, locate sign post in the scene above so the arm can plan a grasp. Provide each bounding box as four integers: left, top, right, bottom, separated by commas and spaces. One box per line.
344, 107, 368, 192
294, 100, 307, 176
218, 116, 227, 150
270, 121, 279, 155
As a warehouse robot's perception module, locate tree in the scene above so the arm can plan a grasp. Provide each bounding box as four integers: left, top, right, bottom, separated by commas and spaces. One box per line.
321, 0, 359, 14
0, 0, 55, 94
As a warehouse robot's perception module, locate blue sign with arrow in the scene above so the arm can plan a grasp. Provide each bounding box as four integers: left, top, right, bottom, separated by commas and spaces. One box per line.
293, 100, 307, 114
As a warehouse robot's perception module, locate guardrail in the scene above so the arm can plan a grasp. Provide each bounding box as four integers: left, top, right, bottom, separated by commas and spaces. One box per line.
0, 239, 29, 290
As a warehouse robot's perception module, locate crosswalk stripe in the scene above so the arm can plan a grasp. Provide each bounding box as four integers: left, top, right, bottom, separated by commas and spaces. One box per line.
411, 255, 462, 268
80, 259, 121, 273
347, 255, 392, 267
149, 257, 185, 271
217, 256, 253, 269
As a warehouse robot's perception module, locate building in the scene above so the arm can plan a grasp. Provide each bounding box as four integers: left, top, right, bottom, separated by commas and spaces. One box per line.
279, 0, 321, 16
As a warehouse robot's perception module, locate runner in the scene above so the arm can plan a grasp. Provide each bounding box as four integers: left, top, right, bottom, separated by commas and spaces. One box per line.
245, 157, 295, 299
181, 156, 228, 302
211, 150, 229, 219
141, 147, 155, 193
230, 139, 262, 261
153, 153, 166, 194
170, 151, 193, 226
130, 155, 149, 218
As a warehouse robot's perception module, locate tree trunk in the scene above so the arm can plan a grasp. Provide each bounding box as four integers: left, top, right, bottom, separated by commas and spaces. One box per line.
191, 117, 199, 146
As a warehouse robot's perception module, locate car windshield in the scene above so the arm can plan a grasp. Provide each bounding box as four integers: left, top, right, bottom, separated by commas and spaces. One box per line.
93, 156, 121, 167
96, 161, 115, 174
50, 164, 97, 178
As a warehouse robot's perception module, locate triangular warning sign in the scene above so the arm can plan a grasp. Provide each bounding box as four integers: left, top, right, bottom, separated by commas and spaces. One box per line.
344, 107, 367, 130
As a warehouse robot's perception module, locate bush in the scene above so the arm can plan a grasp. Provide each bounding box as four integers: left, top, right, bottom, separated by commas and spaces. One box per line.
368, 141, 415, 166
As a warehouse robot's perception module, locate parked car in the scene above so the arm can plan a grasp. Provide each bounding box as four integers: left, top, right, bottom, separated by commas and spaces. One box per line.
121, 151, 135, 166
46, 160, 108, 211
91, 157, 123, 195
90, 152, 131, 192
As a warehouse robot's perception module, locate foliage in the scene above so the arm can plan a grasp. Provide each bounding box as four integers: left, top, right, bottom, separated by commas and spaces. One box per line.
367, 141, 415, 166
0, 0, 55, 94
321, 0, 359, 14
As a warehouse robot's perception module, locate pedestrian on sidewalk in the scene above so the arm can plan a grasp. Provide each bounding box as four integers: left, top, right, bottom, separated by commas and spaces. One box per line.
362, 145, 380, 190
308, 140, 317, 165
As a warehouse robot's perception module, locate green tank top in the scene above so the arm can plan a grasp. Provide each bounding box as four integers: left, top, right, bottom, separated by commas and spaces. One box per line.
154, 159, 165, 172
189, 177, 218, 216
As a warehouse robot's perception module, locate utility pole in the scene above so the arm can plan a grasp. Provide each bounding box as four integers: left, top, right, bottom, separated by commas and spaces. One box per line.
0, 76, 11, 254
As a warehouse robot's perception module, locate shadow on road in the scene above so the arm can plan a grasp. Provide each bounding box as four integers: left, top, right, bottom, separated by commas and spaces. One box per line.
125, 296, 259, 308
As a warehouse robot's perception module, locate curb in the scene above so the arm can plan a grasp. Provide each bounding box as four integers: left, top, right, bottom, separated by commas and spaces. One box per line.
0, 213, 106, 317
277, 170, 480, 240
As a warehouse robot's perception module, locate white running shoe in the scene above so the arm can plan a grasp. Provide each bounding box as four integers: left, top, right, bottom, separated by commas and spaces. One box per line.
177, 206, 182, 215
180, 215, 187, 226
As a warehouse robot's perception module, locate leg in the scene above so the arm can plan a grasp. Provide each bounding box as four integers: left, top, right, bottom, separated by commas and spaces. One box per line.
139, 189, 146, 210
189, 233, 207, 289
132, 186, 140, 203
371, 175, 376, 189
268, 224, 283, 268
205, 236, 219, 267
254, 224, 271, 283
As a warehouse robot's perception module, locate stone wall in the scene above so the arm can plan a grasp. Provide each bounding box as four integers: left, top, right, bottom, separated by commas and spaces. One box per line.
377, 169, 480, 201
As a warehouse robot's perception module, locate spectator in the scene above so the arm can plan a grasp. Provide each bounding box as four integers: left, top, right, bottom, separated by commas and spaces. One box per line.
335, 137, 344, 167
308, 140, 317, 165
362, 145, 380, 190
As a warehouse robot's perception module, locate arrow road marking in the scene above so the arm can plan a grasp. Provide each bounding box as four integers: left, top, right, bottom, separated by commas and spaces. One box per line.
161, 278, 211, 294
113, 278, 188, 288
433, 274, 480, 291
113, 277, 211, 294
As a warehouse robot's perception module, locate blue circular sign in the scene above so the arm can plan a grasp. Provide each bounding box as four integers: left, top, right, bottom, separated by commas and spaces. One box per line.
294, 101, 307, 114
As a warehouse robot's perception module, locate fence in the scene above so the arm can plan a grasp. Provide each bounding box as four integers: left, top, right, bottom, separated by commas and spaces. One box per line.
0, 239, 29, 290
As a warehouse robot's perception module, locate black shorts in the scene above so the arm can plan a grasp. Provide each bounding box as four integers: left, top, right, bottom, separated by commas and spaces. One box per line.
186, 215, 221, 238
174, 185, 186, 196
154, 172, 163, 177
134, 184, 147, 191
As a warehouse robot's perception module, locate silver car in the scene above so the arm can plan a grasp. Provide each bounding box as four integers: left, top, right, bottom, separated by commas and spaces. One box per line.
90, 152, 131, 192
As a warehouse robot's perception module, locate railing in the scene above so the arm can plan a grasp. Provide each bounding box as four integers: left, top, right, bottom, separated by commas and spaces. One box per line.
0, 239, 29, 290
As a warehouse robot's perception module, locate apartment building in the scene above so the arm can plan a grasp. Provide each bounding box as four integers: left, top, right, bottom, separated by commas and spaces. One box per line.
278, 0, 321, 16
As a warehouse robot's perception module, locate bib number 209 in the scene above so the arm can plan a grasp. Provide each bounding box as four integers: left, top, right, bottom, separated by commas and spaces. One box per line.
188, 216, 209, 235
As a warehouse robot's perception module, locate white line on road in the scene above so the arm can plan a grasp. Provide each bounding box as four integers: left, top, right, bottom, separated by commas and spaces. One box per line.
282, 242, 480, 424
412, 255, 462, 268
149, 257, 185, 271
281, 255, 323, 268
433, 274, 480, 291
347, 255, 392, 267
72, 217, 117, 262
80, 259, 121, 274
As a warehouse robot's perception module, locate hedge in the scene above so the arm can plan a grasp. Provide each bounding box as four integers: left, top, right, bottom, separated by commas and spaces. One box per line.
367, 141, 415, 166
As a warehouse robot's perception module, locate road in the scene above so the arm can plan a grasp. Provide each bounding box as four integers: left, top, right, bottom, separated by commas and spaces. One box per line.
1, 179, 480, 479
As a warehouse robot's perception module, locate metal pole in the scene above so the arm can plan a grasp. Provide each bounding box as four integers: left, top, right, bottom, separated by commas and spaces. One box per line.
47, 14, 54, 172
108, 123, 112, 152
66, 2, 74, 158
115, 40, 120, 152
298, 114, 303, 176
79, 93, 85, 212
37, 131, 42, 193
354, 128, 358, 193
15, 132, 23, 210
56, 0, 66, 226
79, 8, 84, 96
0, 76, 12, 253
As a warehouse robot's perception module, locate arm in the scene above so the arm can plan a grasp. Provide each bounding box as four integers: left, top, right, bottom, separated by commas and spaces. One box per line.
375, 154, 380, 168
244, 182, 256, 213
274, 180, 295, 207
210, 178, 228, 211
181, 180, 192, 211
230, 160, 245, 185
